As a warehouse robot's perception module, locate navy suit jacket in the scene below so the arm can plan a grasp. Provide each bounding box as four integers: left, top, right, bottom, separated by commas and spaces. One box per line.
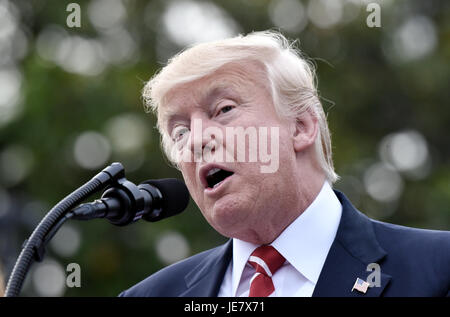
119, 191, 450, 297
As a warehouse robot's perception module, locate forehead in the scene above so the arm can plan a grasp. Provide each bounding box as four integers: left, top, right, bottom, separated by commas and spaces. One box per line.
159, 61, 270, 126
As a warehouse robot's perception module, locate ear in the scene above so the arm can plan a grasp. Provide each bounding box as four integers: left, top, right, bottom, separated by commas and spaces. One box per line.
292, 111, 318, 153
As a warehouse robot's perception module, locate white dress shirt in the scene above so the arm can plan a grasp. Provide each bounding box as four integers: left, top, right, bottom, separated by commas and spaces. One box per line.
218, 181, 342, 297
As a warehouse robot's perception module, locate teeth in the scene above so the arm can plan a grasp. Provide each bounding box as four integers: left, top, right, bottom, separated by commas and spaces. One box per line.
207, 167, 221, 177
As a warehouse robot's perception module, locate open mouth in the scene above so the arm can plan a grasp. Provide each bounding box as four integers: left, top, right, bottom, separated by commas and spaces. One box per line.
205, 168, 234, 189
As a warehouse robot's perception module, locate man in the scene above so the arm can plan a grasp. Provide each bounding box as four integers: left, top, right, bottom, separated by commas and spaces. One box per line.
120, 31, 450, 297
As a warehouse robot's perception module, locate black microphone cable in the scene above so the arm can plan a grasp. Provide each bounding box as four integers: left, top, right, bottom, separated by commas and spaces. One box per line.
4, 162, 190, 297
4, 162, 125, 297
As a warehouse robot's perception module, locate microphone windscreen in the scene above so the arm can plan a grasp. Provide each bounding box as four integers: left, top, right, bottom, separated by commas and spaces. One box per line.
143, 178, 190, 221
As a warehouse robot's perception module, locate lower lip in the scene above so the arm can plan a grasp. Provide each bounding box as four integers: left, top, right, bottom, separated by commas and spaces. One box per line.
204, 174, 234, 196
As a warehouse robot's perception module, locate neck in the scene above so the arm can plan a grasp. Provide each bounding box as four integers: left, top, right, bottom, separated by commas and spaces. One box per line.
245, 172, 326, 245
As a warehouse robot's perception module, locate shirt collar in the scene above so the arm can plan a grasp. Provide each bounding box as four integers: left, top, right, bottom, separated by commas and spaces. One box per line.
230, 181, 342, 296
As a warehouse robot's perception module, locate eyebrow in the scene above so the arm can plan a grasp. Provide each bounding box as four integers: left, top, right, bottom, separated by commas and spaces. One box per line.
164, 113, 184, 132
201, 86, 240, 109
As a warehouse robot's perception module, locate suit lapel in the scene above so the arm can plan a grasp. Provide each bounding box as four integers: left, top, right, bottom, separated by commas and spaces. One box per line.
313, 191, 392, 297
179, 239, 233, 296
179, 191, 392, 297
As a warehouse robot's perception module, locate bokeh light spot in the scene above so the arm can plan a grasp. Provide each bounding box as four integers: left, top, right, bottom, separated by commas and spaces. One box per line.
155, 231, 190, 265
32, 259, 66, 297
364, 162, 404, 203
162, 0, 240, 46
269, 0, 308, 33
73, 131, 111, 170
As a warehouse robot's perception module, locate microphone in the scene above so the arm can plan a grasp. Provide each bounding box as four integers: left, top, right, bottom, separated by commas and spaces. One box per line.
70, 178, 190, 226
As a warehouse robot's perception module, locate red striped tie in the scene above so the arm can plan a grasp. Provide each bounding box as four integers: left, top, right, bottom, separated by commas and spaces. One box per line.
248, 245, 285, 297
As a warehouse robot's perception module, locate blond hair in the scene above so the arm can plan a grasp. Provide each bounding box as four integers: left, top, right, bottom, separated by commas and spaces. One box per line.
143, 30, 338, 183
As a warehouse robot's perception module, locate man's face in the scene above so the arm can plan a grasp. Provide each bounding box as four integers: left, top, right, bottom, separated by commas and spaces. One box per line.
160, 61, 302, 244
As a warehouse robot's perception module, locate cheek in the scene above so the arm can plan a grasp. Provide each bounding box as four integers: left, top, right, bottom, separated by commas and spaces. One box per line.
180, 161, 196, 178
180, 163, 199, 197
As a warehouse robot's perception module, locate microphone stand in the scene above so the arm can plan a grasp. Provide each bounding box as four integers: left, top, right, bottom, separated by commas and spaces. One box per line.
4, 162, 125, 297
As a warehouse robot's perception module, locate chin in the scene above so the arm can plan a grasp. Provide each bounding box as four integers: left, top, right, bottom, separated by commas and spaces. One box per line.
208, 195, 252, 237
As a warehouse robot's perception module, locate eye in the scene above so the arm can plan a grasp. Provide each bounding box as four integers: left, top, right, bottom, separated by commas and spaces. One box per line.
216, 105, 234, 116
171, 126, 190, 143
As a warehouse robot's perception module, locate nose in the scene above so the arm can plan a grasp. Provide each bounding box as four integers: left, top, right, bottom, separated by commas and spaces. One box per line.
188, 115, 223, 161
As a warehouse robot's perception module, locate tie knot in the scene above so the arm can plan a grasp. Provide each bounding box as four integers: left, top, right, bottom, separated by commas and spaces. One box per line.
248, 245, 285, 277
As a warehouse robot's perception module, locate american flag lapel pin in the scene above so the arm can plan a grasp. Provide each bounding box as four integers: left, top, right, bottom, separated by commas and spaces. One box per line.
352, 278, 370, 294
